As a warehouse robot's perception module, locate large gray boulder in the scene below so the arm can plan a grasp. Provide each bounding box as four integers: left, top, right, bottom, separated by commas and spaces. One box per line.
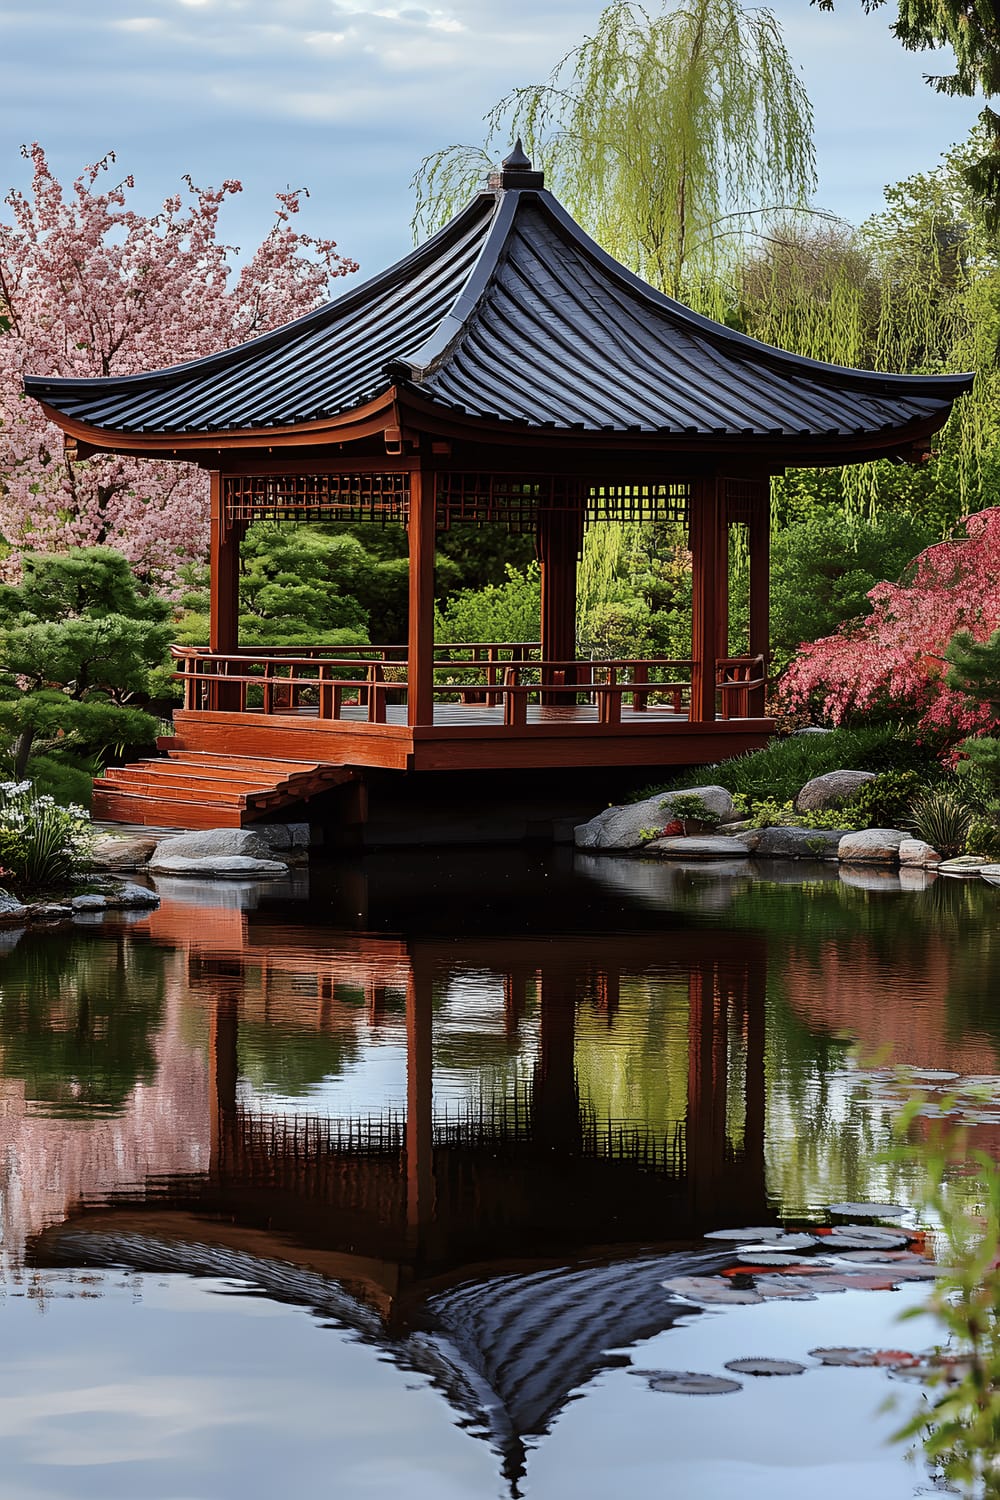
837, 828, 908, 864
747, 826, 848, 859
90, 834, 159, 871
574, 786, 735, 851
794, 769, 876, 813
150, 828, 278, 866
150, 855, 289, 879
645, 835, 751, 860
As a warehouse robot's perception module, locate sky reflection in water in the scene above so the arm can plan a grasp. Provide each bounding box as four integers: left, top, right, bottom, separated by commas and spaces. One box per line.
0, 849, 996, 1498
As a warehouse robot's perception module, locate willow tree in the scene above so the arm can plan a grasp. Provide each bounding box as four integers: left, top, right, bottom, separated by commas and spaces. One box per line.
413, 0, 817, 304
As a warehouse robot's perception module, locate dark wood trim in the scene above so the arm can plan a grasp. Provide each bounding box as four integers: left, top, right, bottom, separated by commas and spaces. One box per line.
537, 505, 582, 701
37, 389, 402, 462
209, 472, 240, 660
689, 475, 722, 723
407, 465, 436, 728
748, 482, 770, 716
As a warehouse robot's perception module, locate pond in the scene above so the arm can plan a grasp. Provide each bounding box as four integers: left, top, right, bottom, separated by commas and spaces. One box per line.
0, 848, 996, 1500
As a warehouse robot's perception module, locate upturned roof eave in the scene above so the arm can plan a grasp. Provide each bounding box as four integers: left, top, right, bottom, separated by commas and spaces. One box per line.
525, 190, 976, 404
21, 191, 500, 409
35, 386, 401, 460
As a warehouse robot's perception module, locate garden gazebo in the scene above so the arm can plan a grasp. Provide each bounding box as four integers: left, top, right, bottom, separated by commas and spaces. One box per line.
25, 145, 973, 828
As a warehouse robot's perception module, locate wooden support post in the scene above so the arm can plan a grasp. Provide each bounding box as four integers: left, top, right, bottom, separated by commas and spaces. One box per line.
407, 467, 436, 727
533, 969, 580, 1152
689, 475, 723, 722
748, 481, 770, 717
209, 472, 239, 655
209, 472, 243, 711
209, 990, 239, 1178
686, 961, 728, 1215
537, 505, 582, 703
405, 955, 436, 1243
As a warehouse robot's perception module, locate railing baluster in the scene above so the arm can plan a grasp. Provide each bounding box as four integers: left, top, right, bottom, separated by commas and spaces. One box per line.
503, 665, 526, 727
599, 667, 622, 725
367, 663, 386, 724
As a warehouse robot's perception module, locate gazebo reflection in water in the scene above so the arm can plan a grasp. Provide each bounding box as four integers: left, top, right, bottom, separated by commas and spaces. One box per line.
30, 857, 769, 1494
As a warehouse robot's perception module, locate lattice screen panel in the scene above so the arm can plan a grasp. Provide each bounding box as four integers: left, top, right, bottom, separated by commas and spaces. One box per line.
436, 474, 690, 530
224, 474, 410, 526
586, 481, 689, 525
724, 478, 768, 525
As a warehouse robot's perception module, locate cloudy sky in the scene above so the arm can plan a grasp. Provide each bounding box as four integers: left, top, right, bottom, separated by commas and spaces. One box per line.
0, 0, 983, 281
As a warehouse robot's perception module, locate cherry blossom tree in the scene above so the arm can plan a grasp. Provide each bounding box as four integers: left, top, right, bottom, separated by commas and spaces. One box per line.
0, 145, 357, 583
780, 507, 1000, 736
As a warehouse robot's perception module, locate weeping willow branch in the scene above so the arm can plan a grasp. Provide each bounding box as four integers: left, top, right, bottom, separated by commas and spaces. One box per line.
412, 0, 816, 314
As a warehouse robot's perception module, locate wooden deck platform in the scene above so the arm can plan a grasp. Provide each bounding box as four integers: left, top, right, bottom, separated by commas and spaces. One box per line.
92, 645, 774, 829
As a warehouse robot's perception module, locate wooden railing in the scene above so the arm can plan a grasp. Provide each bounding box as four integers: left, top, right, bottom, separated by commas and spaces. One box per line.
171, 645, 766, 725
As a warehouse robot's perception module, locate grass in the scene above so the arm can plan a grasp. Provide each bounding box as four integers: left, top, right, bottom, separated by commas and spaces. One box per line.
632, 724, 946, 807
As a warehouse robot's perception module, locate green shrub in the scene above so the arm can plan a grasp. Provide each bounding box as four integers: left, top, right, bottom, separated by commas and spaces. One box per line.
0, 781, 93, 891
966, 812, 1000, 859
742, 797, 861, 830
910, 788, 975, 858
845, 769, 922, 830
637, 724, 938, 806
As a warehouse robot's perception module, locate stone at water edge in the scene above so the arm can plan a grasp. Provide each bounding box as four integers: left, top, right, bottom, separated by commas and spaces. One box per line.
103, 882, 160, 909
0, 889, 29, 921
794, 769, 877, 813
574, 786, 735, 851
979, 864, 1000, 886
837, 828, 908, 864
149, 855, 289, 879
149, 828, 282, 868
898, 837, 941, 867
938, 855, 991, 878
70, 894, 108, 911
645, 836, 751, 860
744, 826, 848, 859
89, 834, 159, 871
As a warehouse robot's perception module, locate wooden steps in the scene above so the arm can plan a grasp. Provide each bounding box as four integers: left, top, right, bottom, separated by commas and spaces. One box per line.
92, 751, 355, 829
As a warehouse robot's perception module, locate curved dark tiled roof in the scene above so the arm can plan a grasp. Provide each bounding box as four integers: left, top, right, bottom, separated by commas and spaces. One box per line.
24, 159, 973, 443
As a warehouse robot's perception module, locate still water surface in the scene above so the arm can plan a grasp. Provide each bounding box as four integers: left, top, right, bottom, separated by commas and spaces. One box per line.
0, 850, 996, 1499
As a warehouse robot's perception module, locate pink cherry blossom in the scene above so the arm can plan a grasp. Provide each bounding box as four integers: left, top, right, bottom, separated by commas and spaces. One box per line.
780, 507, 1000, 736
0, 146, 357, 586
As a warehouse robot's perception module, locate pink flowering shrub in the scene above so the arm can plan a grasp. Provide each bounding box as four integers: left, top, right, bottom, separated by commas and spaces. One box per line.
0, 146, 357, 585
780, 507, 1000, 736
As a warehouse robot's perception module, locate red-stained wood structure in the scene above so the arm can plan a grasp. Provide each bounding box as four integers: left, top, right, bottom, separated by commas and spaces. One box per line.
25, 144, 973, 829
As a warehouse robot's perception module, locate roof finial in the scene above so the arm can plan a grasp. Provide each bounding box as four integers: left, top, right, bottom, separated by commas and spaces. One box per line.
488, 139, 544, 192
503, 139, 532, 171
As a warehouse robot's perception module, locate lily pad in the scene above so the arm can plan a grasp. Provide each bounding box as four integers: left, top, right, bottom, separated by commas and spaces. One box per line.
642, 1370, 743, 1395
662, 1275, 763, 1305
723, 1358, 806, 1377
822, 1231, 910, 1251
753, 1276, 817, 1301
734, 1251, 817, 1267
835, 1250, 926, 1265
828, 1201, 907, 1219
831, 1225, 913, 1248
809, 1347, 878, 1366
703, 1226, 787, 1243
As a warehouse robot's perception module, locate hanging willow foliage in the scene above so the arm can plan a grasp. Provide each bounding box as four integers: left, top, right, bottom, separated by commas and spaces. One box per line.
412, 0, 817, 309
